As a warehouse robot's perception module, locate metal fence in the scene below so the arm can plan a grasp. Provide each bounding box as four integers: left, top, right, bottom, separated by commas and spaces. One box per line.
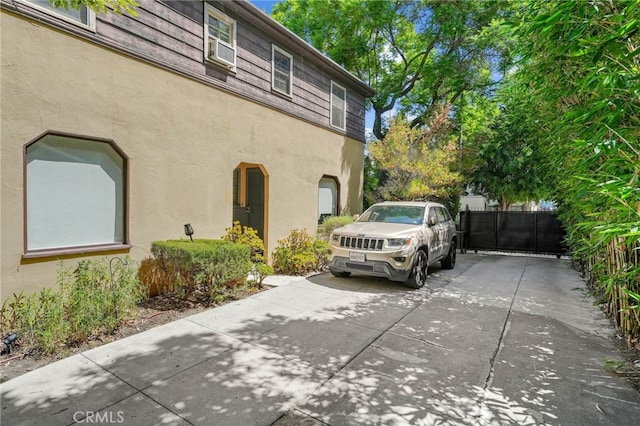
459, 211, 568, 256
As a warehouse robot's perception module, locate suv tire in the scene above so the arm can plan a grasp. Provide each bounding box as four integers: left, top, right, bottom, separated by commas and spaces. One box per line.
405, 249, 428, 289
330, 270, 351, 278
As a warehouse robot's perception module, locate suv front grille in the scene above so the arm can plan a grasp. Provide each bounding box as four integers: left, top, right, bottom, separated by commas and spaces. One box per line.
339, 236, 384, 250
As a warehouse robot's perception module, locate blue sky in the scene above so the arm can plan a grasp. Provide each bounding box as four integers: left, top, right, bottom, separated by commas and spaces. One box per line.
249, 1, 278, 14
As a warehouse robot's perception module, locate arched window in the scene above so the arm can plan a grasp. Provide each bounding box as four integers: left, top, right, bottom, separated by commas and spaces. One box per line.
318, 176, 339, 223
25, 132, 128, 255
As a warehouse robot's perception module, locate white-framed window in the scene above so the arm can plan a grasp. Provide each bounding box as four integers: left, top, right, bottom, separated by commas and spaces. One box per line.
318, 176, 339, 223
204, 4, 237, 69
330, 81, 346, 130
16, 0, 96, 30
25, 133, 127, 254
272, 45, 293, 97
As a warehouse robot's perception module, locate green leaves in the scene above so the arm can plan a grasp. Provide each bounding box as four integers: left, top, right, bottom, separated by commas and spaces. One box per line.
368, 114, 462, 214
0, 258, 142, 355
271, 229, 330, 275
273, 0, 513, 140
512, 0, 640, 342
151, 239, 252, 294
48, 0, 138, 15
465, 75, 548, 209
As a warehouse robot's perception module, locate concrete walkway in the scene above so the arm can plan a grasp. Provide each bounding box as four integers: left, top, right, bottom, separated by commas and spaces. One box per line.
1, 254, 639, 425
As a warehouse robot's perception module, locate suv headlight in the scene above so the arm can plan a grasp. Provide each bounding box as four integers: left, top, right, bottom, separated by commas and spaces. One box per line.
386, 238, 411, 248
330, 233, 340, 242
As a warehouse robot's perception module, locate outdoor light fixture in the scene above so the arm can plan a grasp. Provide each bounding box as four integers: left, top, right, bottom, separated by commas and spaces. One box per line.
4, 333, 17, 354
184, 223, 194, 241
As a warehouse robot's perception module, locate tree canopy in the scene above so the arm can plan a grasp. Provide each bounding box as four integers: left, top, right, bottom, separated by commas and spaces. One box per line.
368, 110, 462, 213
272, 0, 512, 140
466, 78, 548, 210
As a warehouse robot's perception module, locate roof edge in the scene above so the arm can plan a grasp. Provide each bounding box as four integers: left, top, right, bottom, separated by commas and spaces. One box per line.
232, 0, 376, 97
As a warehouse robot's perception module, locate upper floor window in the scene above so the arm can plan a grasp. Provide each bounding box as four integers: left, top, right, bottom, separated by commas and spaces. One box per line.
331, 81, 346, 130
272, 45, 293, 97
17, 0, 95, 29
204, 4, 237, 70
25, 133, 127, 256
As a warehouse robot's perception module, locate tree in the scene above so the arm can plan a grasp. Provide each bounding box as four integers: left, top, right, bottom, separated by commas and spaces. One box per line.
48, 0, 138, 15
468, 79, 548, 210
272, 0, 513, 140
455, 92, 499, 181
362, 155, 382, 209
367, 110, 462, 215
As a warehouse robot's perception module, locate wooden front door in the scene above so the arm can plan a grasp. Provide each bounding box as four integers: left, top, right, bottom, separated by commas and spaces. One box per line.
232, 164, 266, 240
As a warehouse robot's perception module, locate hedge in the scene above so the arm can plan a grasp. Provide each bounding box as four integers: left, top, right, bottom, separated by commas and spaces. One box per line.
150, 239, 251, 297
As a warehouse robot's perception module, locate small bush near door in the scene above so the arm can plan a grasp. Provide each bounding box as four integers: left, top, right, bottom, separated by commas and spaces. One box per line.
272, 229, 330, 275
221, 221, 274, 286
221, 221, 265, 262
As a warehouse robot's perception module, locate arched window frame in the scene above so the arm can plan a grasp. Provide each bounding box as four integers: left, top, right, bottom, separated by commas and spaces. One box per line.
318, 175, 340, 224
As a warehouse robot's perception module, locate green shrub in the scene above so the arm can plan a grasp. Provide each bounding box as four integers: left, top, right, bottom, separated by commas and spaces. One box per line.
0, 257, 142, 356
221, 221, 265, 263
272, 229, 331, 276
221, 222, 274, 287
249, 262, 275, 287
150, 239, 251, 300
319, 215, 354, 240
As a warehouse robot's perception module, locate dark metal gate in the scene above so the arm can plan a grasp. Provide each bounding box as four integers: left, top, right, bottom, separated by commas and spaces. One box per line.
459, 211, 568, 256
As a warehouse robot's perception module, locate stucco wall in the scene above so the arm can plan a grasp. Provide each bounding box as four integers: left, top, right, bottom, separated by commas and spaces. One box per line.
0, 12, 364, 298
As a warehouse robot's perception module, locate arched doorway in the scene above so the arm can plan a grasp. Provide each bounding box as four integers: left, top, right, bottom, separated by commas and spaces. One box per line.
232, 163, 268, 243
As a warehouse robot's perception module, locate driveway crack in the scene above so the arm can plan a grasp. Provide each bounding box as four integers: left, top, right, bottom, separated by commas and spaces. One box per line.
483, 258, 529, 391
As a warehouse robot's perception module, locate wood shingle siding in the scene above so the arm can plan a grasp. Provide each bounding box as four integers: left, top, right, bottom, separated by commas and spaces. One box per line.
126, 0, 373, 141
98, 1, 203, 64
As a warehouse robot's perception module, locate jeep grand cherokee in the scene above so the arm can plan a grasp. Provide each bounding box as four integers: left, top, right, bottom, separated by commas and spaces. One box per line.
328, 201, 457, 288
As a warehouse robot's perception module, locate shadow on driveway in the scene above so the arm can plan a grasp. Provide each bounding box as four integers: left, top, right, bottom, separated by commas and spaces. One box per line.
2, 254, 639, 425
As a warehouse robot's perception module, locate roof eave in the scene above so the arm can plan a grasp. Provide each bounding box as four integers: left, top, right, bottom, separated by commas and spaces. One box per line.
232, 0, 376, 98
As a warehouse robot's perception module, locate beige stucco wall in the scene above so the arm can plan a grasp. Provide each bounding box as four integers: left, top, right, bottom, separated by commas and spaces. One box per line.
0, 11, 364, 299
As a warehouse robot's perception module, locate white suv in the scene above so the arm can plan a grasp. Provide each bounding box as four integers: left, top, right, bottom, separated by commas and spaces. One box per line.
328, 201, 457, 288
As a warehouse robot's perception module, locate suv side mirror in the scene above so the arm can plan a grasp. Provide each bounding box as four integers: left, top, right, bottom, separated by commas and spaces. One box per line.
428, 217, 437, 226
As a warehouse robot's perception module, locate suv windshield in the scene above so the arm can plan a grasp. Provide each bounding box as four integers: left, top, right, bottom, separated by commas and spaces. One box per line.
358, 205, 425, 225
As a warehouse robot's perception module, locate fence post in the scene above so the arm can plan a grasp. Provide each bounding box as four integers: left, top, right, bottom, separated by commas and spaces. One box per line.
534, 211, 538, 253
494, 210, 499, 252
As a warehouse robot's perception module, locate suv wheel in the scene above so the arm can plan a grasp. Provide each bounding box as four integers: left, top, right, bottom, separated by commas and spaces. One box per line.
330, 269, 351, 278
405, 250, 428, 289
441, 241, 456, 270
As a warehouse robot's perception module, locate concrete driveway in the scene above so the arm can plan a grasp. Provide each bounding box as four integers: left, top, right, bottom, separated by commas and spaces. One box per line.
2, 254, 639, 425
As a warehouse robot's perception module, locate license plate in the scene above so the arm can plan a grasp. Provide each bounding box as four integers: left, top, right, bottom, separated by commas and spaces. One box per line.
349, 252, 366, 262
